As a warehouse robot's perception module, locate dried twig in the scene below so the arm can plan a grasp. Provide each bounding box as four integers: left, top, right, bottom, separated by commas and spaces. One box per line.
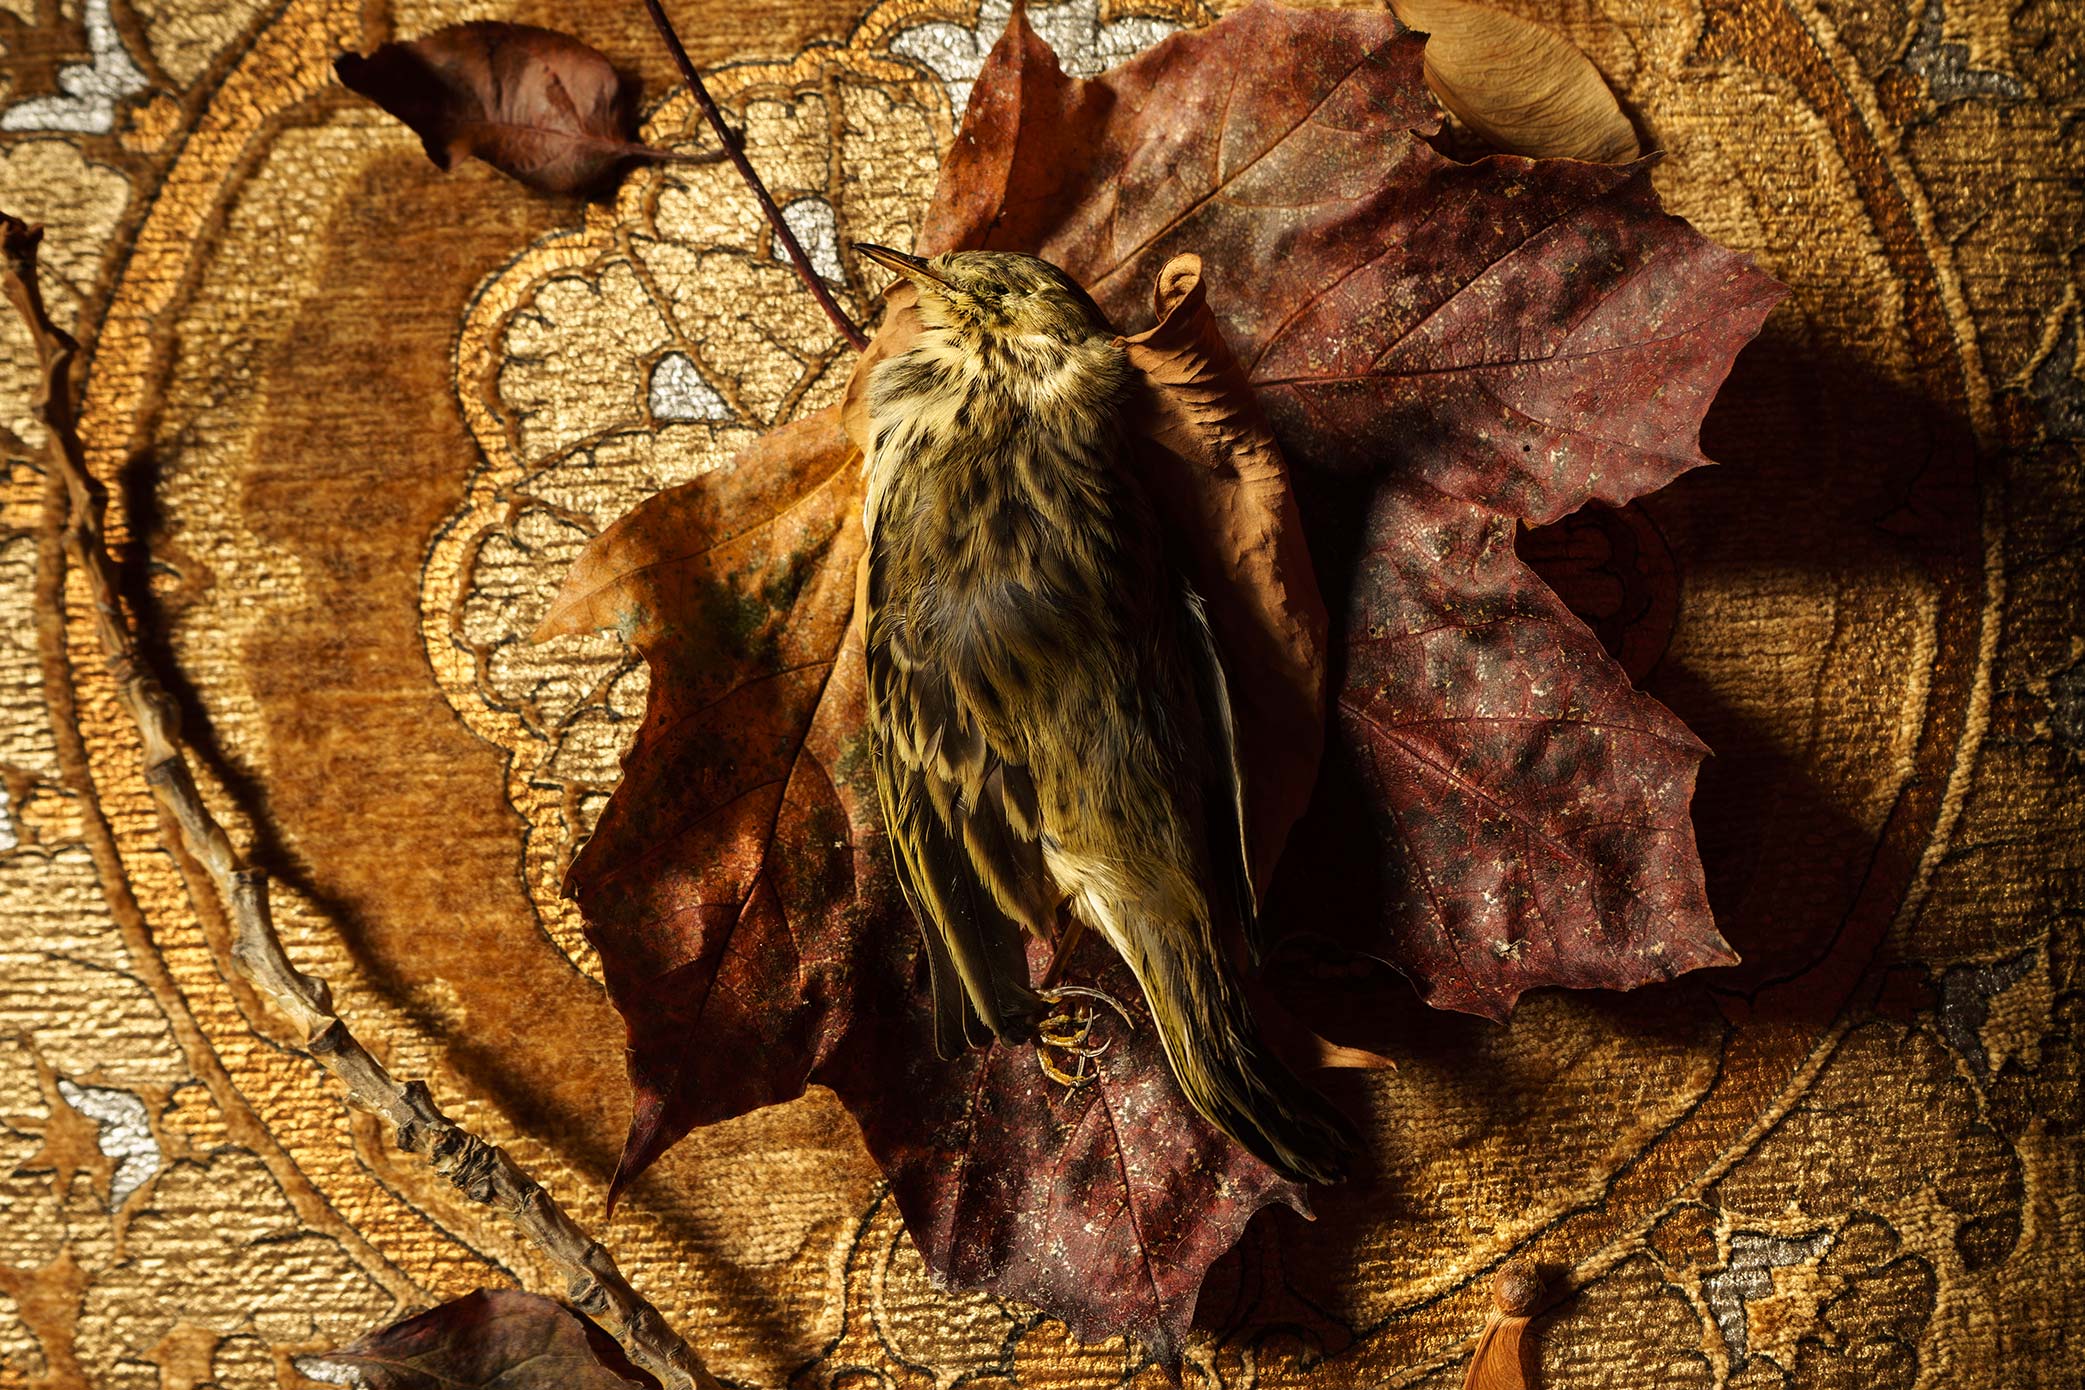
1, 211, 719, 1390
640, 0, 870, 351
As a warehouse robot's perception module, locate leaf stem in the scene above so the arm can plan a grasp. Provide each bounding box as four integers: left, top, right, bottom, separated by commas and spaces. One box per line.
641, 0, 869, 351
0, 211, 721, 1390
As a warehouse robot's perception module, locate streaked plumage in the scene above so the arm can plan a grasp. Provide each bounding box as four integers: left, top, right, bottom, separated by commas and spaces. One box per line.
855, 244, 1355, 1186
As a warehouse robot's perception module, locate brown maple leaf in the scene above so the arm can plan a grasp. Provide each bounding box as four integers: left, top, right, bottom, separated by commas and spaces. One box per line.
337, 23, 715, 197
544, 0, 1780, 1352
541, 258, 1320, 1361
826, 930, 1308, 1364
537, 409, 872, 1140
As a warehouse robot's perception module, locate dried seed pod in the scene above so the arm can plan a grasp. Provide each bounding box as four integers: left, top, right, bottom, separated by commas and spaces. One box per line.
1494, 1259, 1544, 1317
1464, 1259, 1543, 1390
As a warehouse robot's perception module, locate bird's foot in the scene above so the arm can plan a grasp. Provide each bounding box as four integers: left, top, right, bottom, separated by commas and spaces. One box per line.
1040, 984, 1133, 1022
1035, 1046, 1097, 1087
1032, 985, 1133, 1090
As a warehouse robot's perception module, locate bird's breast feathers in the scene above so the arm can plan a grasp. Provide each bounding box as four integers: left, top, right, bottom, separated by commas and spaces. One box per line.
860, 328, 1128, 542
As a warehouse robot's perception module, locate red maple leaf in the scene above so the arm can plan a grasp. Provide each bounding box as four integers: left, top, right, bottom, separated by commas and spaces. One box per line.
921, 0, 1775, 1019
542, 0, 1779, 1355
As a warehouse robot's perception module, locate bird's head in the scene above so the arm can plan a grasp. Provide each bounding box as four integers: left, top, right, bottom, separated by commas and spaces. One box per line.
853, 245, 1111, 347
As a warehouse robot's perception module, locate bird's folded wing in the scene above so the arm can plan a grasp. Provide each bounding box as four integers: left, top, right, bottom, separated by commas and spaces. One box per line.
865, 552, 1053, 1057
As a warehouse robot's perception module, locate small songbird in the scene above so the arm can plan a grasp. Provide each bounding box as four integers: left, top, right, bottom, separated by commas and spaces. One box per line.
853, 243, 1357, 1185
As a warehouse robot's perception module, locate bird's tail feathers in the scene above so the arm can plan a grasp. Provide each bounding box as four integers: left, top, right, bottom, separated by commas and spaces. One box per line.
1121, 910, 1357, 1186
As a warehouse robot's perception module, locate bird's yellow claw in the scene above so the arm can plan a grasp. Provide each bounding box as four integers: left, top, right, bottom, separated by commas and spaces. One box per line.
1035, 1048, 1091, 1088
1032, 984, 1131, 1091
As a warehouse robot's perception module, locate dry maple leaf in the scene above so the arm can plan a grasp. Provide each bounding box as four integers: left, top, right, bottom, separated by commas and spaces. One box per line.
541, 260, 1320, 1360
337, 23, 710, 196
538, 409, 873, 1140
920, 0, 1776, 1019
323, 1289, 648, 1388
826, 930, 1307, 1363
544, 0, 1780, 1351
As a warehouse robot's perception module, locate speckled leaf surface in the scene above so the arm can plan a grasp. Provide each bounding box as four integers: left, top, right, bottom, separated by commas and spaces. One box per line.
825, 932, 1305, 1365
925, 0, 1773, 1017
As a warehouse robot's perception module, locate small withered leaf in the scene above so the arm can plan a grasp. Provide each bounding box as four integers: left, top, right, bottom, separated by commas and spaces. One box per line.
323, 1289, 649, 1388
1391, 0, 1641, 163
336, 22, 699, 197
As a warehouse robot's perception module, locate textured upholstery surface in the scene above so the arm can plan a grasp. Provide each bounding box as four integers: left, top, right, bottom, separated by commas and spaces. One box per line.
0, 0, 2078, 1384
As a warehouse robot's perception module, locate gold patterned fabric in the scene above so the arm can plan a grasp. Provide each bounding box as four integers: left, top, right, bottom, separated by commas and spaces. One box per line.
0, 0, 2078, 1385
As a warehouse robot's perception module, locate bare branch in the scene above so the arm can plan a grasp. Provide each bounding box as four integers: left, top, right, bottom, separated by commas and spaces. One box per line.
640, 0, 870, 351
0, 210, 719, 1390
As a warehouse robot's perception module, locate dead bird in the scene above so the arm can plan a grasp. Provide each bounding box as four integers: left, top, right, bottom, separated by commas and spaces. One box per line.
854, 243, 1356, 1185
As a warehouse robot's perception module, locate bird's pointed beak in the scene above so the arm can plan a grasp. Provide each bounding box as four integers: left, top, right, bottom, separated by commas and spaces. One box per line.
854, 243, 951, 291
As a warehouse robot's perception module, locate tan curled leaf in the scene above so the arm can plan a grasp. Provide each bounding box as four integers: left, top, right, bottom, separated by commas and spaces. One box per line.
1391, 0, 1640, 163
1120, 253, 1328, 889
